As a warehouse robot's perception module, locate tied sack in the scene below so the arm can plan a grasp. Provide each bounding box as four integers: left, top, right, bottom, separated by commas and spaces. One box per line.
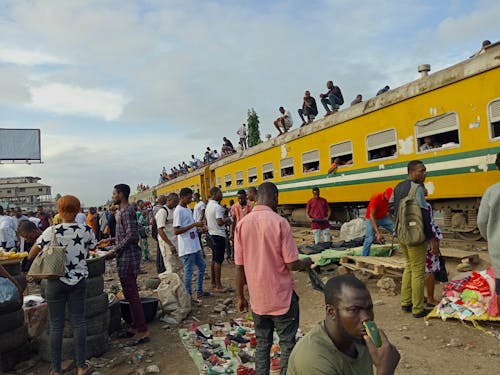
396, 184, 426, 246
156, 272, 191, 323
28, 224, 66, 280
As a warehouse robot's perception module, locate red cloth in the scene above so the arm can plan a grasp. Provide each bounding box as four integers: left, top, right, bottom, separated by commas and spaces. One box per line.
365, 192, 390, 220
464, 271, 491, 296
306, 197, 330, 229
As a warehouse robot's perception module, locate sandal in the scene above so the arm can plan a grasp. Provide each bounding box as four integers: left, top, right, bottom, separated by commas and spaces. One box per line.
196, 291, 212, 298
81, 360, 95, 375
126, 336, 150, 346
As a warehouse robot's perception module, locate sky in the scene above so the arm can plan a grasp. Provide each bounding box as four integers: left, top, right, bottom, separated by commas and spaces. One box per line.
0, 0, 499, 206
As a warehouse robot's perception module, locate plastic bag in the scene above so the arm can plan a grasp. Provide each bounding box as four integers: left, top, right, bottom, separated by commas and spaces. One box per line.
339, 218, 366, 241
0, 277, 19, 303
156, 272, 191, 323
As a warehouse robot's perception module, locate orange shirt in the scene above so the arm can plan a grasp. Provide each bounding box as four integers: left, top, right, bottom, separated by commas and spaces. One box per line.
234, 205, 299, 315
230, 202, 252, 222
86, 213, 97, 234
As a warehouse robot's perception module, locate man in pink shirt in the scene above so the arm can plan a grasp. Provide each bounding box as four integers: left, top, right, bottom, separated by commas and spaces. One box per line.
235, 182, 312, 375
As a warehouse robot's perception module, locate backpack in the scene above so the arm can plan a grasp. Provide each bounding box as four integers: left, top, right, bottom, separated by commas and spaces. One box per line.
151, 207, 167, 241
395, 184, 426, 246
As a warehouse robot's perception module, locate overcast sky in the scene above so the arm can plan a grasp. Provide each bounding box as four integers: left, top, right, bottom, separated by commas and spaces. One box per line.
0, 0, 499, 206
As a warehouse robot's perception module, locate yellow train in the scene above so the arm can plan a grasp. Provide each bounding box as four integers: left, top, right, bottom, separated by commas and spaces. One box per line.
133, 43, 500, 239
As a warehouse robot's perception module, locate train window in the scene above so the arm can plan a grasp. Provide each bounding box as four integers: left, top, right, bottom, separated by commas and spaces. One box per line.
416, 112, 460, 152
302, 150, 320, 173
366, 129, 397, 161
488, 99, 500, 139
224, 174, 232, 188
235, 171, 244, 186
329, 141, 354, 167
280, 157, 294, 178
262, 162, 274, 180
216, 177, 222, 188
248, 167, 257, 184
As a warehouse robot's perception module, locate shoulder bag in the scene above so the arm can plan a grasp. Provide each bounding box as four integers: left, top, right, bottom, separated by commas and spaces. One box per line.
28, 224, 66, 280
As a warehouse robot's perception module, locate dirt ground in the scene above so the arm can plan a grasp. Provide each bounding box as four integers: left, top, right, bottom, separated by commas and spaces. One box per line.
24, 229, 500, 375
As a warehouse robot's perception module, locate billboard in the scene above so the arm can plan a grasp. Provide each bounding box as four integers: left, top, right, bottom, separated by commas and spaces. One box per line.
0, 128, 41, 161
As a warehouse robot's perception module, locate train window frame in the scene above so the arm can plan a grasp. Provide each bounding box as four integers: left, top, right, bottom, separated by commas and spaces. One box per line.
262, 162, 274, 181
329, 141, 354, 168
280, 157, 294, 178
216, 177, 222, 188
302, 149, 320, 174
487, 98, 500, 140
248, 167, 258, 184
235, 171, 244, 186
415, 112, 461, 154
224, 174, 232, 188
365, 128, 398, 162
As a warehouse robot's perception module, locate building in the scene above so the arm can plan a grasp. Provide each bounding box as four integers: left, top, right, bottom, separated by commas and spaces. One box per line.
0, 176, 53, 211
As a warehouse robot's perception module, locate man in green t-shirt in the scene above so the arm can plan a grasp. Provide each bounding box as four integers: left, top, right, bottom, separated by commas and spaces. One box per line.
287, 275, 400, 375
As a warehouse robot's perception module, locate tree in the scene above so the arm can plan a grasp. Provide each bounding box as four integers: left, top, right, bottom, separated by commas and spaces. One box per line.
247, 108, 262, 147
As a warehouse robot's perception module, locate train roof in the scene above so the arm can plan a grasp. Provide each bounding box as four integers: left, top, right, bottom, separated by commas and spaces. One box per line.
210, 42, 500, 170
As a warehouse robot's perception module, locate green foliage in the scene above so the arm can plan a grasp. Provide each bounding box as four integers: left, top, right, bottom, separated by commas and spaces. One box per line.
247, 108, 262, 147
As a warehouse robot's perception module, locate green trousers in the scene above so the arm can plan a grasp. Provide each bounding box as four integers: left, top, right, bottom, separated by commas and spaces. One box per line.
400, 242, 427, 314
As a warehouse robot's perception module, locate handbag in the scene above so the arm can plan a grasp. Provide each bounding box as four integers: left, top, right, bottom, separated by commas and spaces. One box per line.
434, 255, 448, 283
28, 224, 66, 280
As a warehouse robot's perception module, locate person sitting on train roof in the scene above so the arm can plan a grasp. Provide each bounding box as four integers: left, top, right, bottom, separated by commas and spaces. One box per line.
274, 106, 293, 135
320, 81, 344, 116
298, 90, 318, 126
376, 86, 390, 96
350, 94, 362, 106
221, 137, 235, 155
419, 136, 441, 152
471, 39, 492, 58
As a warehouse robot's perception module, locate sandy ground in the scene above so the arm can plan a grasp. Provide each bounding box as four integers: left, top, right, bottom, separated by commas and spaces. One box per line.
23, 230, 500, 375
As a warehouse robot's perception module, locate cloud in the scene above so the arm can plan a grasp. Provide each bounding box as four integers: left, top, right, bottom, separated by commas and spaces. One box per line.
28, 83, 130, 121
0, 48, 68, 65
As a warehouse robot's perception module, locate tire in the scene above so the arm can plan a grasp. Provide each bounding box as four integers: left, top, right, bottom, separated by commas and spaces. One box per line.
41, 276, 104, 299
0, 299, 23, 315
63, 310, 110, 338
2, 263, 21, 276
13, 274, 27, 293
84, 293, 108, 319
0, 341, 32, 372
86, 258, 105, 278
37, 331, 109, 362
0, 325, 28, 353
0, 309, 25, 334
85, 276, 104, 298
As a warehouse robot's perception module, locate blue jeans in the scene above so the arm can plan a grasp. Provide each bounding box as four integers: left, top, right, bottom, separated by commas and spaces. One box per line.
45, 278, 86, 372
362, 216, 394, 256
321, 94, 342, 112
180, 251, 206, 296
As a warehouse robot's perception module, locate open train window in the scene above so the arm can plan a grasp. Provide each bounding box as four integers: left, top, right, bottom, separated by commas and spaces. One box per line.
329, 141, 354, 168
416, 112, 460, 152
302, 150, 320, 173
216, 177, 222, 188
262, 162, 274, 180
488, 99, 500, 139
235, 171, 244, 186
224, 174, 232, 188
248, 167, 257, 184
280, 157, 294, 178
366, 129, 397, 161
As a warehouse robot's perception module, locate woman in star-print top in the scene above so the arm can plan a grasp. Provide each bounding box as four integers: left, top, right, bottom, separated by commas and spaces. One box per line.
28, 195, 96, 375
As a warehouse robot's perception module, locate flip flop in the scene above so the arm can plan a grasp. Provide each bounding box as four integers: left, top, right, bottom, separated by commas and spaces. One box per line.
126, 336, 150, 346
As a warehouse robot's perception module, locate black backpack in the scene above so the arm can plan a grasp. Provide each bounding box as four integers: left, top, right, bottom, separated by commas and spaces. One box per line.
151, 206, 167, 241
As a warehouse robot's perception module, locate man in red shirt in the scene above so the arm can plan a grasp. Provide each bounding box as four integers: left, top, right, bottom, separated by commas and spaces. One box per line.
362, 187, 394, 256
306, 187, 331, 244
230, 190, 252, 239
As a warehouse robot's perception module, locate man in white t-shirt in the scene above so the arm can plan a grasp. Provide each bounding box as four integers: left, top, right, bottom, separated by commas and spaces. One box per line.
0, 206, 17, 249
173, 188, 209, 301
273, 106, 293, 136
237, 123, 247, 150
193, 193, 206, 251
155, 193, 180, 273
206, 187, 232, 292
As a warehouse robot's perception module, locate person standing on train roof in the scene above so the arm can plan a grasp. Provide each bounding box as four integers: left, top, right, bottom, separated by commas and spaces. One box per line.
274, 106, 293, 135
307, 187, 332, 244
237, 123, 247, 150
206, 187, 232, 292
320, 80, 344, 116
298, 90, 318, 126
362, 188, 394, 256
247, 186, 258, 207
